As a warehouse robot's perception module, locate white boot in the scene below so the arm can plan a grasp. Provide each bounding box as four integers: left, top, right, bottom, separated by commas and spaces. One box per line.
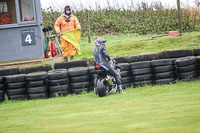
117, 85, 124, 94
94, 88, 97, 95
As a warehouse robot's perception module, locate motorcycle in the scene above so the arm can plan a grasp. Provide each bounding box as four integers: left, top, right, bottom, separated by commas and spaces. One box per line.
95, 60, 122, 97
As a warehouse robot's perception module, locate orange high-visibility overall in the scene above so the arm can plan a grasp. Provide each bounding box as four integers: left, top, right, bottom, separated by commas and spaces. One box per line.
54, 14, 81, 57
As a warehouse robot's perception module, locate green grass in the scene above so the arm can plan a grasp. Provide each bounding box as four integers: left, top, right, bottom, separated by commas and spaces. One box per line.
0, 80, 200, 133
42, 32, 200, 65
76, 32, 200, 60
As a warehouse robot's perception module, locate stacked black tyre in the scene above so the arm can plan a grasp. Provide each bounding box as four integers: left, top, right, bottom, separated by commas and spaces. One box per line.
68, 67, 90, 94
197, 56, 200, 75
114, 56, 126, 64
0, 77, 5, 102
131, 61, 153, 87
4, 74, 27, 100
54, 60, 88, 69
171, 58, 179, 80
176, 57, 198, 81
26, 72, 48, 100
47, 69, 70, 97
152, 59, 175, 84
119, 63, 132, 89
19, 64, 52, 74
0, 68, 19, 77
88, 66, 96, 91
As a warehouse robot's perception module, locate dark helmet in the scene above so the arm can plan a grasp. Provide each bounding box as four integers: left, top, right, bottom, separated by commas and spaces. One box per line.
64, 6, 71, 11
64, 6, 71, 15
94, 38, 106, 46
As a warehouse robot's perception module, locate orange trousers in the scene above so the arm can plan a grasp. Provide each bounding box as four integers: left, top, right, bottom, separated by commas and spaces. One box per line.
60, 37, 76, 57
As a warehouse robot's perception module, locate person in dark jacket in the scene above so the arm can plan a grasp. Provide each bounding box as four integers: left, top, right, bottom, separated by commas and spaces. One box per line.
93, 38, 124, 94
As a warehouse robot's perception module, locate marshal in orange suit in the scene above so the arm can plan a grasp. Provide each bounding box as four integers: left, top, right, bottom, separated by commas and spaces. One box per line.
54, 6, 81, 61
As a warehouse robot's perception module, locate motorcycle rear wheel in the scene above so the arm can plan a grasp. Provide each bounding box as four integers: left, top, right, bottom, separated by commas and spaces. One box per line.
96, 79, 108, 97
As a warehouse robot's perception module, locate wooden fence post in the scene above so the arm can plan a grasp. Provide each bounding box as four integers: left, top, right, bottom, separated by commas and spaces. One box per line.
177, 0, 183, 33
87, 11, 91, 44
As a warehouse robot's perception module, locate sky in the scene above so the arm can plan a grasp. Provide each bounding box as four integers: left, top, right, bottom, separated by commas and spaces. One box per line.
40, 0, 196, 11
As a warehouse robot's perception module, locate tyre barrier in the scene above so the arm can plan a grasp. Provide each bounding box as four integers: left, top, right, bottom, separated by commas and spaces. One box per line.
0, 49, 199, 76
0, 50, 200, 102
0, 77, 5, 102
151, 59, 175, 84
131, 61, 153, 87
68, 67, 90, 94
118, 63, 132, 89
176, 56, 198, 81
88, 66, 96, 91
26, 72, 48, 100
47, 69, 70, 97
4, 74, 27, 100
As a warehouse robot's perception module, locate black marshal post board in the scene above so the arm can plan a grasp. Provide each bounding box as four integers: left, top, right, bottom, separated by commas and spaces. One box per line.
21, 29, 36, 46
0, 0, 44, 62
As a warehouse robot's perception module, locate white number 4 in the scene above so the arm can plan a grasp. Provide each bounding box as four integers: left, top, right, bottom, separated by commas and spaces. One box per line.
25, 34, 32, 44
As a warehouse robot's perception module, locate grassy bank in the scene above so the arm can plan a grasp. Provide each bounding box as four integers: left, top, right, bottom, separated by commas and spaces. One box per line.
0, 80, 200, 133
39, 32, 200, 65
76, 32, 200, 60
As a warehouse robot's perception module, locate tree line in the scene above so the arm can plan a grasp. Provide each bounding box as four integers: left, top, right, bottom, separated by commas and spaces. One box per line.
42, 1, 200, 36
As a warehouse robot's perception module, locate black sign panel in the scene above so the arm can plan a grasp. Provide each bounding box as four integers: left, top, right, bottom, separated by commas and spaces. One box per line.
21, 29, 36, 46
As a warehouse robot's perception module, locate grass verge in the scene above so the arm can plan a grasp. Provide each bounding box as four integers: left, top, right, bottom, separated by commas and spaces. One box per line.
0, 80, 200, 133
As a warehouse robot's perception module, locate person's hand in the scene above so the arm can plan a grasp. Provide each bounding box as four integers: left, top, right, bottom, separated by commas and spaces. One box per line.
58, 32, 63, 36
77, 27, 81, 31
